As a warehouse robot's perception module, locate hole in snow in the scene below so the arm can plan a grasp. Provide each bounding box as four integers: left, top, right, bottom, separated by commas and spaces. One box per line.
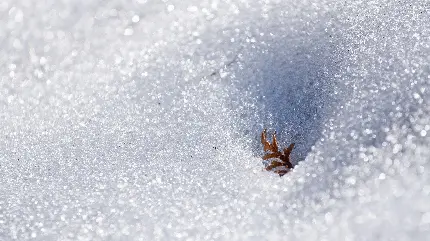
233, 33, 339, 165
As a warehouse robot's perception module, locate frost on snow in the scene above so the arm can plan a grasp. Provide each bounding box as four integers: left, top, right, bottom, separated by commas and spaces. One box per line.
1, 0, 430, 240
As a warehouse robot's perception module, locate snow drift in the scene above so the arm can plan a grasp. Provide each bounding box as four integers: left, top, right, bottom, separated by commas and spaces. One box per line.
1, 0, 429, 240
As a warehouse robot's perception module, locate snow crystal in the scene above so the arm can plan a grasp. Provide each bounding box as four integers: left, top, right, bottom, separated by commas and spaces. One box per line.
1, 0, 430, 240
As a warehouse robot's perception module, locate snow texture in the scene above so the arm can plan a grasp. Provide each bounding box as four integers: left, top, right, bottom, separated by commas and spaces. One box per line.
1, 0, 430, 240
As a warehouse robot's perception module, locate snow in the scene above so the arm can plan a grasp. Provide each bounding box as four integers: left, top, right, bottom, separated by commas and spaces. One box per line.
1, 0, 430, 240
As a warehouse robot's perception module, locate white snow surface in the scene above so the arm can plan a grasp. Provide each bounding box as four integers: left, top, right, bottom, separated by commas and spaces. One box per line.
1, 0, 430, 240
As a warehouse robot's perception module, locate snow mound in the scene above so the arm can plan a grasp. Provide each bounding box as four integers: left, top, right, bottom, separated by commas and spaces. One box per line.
1, 0, 429, 240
